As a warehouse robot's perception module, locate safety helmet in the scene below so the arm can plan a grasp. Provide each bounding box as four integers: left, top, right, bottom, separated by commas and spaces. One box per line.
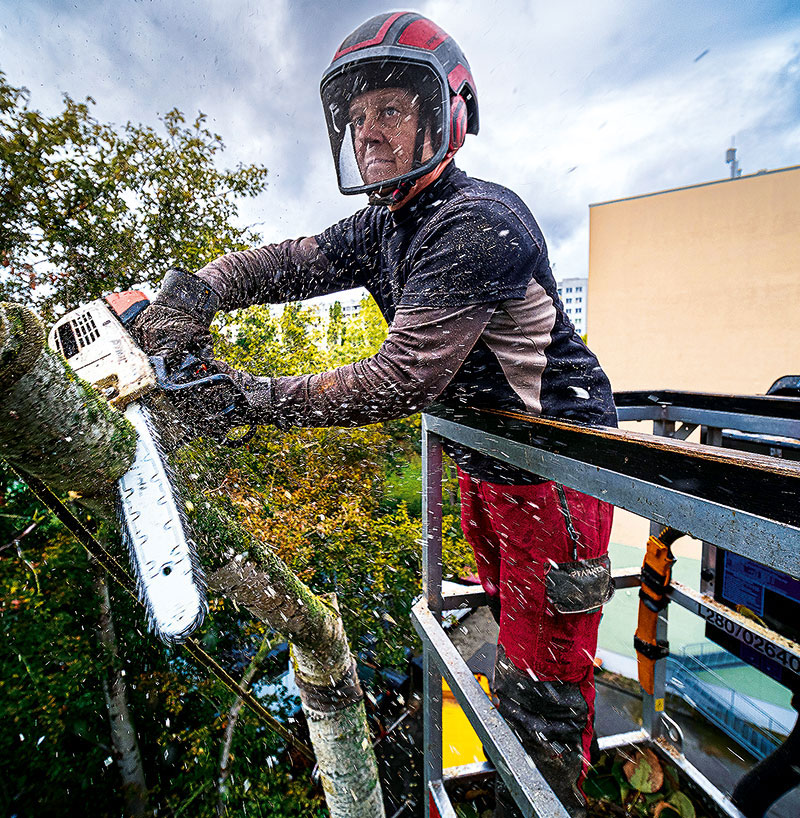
320, 12, 479, 198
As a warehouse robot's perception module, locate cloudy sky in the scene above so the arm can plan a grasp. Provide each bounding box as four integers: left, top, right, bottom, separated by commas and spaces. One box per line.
2, 0, 799, 285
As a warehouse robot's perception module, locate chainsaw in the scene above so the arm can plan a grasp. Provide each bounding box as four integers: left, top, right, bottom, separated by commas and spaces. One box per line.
48, 291, 252, 643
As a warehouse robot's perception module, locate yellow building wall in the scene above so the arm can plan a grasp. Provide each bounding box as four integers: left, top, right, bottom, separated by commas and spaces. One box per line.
588, 166, 800, 394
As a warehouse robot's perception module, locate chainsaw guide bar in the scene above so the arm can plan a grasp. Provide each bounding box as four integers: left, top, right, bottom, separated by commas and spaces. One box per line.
118, 401, 206, 642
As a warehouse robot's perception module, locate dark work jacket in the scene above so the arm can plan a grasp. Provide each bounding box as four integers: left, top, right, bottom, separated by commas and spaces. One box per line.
315, 164, 617, 482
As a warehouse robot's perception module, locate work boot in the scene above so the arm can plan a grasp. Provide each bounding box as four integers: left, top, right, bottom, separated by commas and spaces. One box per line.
493, 646, 589, 818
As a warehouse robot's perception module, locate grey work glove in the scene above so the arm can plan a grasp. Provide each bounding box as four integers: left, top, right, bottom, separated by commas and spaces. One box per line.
150, 358, 274, 444
130, 268, 221, 361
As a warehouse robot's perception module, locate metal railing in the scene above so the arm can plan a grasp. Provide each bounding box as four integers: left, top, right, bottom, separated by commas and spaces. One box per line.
667, 648, 784, 760
411, 393, 800, 818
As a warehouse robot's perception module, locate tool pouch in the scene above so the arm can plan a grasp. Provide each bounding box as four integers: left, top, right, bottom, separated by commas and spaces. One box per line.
545, 554, 615, 615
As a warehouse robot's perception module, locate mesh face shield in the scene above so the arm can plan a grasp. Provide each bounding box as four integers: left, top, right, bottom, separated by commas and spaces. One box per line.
321, 59, 449, 195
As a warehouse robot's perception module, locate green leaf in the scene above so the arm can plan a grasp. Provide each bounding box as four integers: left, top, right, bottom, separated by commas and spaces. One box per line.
667, 791, 696, 818
583, 774, 621, 801
623, 748, 664, 793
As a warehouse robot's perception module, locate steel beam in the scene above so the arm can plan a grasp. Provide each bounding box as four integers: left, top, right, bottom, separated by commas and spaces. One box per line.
644, 419, 674, 739
422, 419, 444, 618
442, 586, 487, 609
614, 389, 800, 422
412, 600, 571, 818
428, 779, 458, 818
617, 406, 663, 422
651, 740, 747, 818
421, 420, 445, 818
422, 411, 800, 578
618, 406, 800, 438
597, 729, 649, 752
667, 581, 800, 677
612, 569, 641, 589
666, 407, 800, 437
442, 760, 494, 783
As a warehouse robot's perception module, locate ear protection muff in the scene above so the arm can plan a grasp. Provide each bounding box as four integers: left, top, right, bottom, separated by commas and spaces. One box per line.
448, 94, 468, 155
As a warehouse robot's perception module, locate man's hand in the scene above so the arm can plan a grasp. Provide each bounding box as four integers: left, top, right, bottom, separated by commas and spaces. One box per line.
155, 358, 276, 443
214, 362, 276, 427
129, 268, 221, 362
130, 303, 213, 361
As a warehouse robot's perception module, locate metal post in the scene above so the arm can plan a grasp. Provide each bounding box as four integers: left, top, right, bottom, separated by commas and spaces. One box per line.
645, 418, 675, 738
700, 427, 723, 597
422, 416, 444, 619
421, 416, 444, 818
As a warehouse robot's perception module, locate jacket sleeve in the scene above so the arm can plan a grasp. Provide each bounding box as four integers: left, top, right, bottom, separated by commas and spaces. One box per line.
254, 303, 497, 428
195, 236, 366, 310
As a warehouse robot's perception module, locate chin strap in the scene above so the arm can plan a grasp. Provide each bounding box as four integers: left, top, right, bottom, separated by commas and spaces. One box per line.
368, 178, 414, 207
376, 157, 455, 211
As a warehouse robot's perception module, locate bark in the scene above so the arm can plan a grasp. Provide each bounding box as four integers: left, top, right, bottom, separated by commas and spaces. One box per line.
0, 303, 385, 818
216, 635, 275, 816
0, 302, 136, 518
198, 510, 385, 817
92, 565, 150, 818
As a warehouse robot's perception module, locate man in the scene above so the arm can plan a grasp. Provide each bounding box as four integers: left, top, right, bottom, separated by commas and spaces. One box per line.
134, 12, 616, 817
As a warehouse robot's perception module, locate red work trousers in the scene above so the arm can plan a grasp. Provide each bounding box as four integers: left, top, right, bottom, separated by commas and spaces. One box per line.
458, 470, 614, 793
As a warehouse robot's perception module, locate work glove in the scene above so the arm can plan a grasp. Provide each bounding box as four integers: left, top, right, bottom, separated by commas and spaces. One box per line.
151, 355, 275, 444
214, 361, 276, 427
130, 268, 221, 362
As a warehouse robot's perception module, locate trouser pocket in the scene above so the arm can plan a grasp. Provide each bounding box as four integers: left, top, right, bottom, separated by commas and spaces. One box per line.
533, 555, 614, 680
545, 555, 615, 614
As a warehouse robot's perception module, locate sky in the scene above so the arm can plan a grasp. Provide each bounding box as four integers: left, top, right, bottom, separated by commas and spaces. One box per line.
1, 0, 799, 287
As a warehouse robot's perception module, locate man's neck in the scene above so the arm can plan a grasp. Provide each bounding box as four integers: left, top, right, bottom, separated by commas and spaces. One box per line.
387, 158, 455, 212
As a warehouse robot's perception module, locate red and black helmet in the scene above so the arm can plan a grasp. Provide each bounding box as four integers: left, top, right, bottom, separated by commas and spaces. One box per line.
320, 12, 479, 196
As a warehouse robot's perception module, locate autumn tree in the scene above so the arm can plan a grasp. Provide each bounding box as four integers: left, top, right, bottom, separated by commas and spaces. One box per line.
0, 70, 268, 317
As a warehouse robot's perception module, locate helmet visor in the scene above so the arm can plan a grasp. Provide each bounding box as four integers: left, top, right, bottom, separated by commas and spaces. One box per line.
321, 59, 448, 195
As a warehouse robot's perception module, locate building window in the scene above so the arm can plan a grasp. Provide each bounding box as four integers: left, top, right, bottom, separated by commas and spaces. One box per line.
576, 308, 582, 314
566, 298, 572, 304
566, 287, 573, 293
576, 287, 583, 293
576, 297, 582, 303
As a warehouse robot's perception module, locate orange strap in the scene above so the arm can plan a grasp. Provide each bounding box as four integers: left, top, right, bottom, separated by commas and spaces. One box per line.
634, 529, 678, 694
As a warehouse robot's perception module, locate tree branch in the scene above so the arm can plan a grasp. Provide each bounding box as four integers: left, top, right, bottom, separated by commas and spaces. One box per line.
0, 302, 385, 818
0, 519, 39, 554
216, 634, 276, 816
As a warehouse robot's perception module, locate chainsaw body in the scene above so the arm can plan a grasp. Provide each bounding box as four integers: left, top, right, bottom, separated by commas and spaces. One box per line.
49, 292, 210, 642
48, 292, 155, 409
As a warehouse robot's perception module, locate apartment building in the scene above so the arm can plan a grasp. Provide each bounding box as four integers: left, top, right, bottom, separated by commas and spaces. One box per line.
556, 276, 588, 336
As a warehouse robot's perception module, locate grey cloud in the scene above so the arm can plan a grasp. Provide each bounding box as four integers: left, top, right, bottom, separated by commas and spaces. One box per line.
2, 0, 799, 273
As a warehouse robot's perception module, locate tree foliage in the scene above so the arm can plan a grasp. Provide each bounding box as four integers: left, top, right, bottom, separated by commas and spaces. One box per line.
0, 71, 268, 318
182, 297, 473, 668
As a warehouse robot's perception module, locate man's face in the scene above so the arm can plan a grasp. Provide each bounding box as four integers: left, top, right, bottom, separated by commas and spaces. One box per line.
348, 87, 422, 186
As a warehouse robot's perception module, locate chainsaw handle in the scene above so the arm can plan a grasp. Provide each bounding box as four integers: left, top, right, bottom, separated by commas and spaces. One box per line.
150, 355, 235, 392
150, 355, 255, 448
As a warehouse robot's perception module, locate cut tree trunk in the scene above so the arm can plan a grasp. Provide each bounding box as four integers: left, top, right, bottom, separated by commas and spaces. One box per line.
0, 302, 136, 518
195, 505, 385, 818
0, 303, 385, 818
